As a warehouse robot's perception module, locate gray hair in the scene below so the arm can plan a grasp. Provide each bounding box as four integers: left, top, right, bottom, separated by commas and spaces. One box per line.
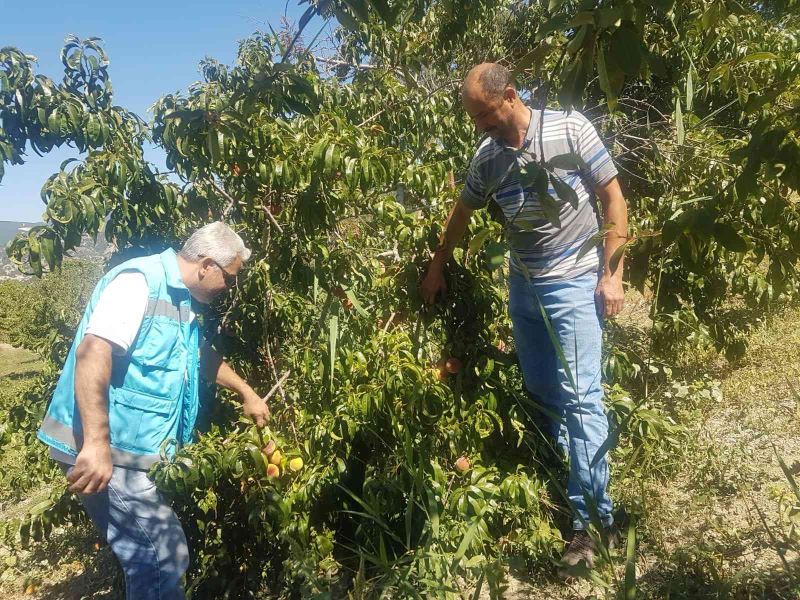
179, 221, 251, 267
477, 63, 511, 99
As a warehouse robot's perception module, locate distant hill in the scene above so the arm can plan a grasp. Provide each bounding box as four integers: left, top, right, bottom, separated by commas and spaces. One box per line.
0, 221, 41, 249
0, 221, 108, 281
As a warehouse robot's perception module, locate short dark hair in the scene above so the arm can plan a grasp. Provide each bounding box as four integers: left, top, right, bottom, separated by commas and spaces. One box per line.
478, 64, 511, 98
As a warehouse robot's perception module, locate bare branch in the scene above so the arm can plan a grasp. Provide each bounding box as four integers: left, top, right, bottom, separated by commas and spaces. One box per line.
260, 205, 285, 234
263, 370, 290, 403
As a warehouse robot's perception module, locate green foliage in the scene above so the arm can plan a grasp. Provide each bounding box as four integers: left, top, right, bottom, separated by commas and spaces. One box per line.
0, 260, 102, 358
2, 0, 800, 596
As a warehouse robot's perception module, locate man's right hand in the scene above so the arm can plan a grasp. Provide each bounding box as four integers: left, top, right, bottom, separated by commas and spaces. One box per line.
420, 263, 447, 305
67, 442, 113, 495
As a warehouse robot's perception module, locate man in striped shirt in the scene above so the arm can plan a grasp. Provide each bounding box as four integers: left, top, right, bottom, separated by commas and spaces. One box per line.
421, 63, 628, 575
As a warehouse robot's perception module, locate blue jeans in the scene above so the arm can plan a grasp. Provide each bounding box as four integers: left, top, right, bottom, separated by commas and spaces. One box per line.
59, 462, 189, 599
508, 270, 613, 531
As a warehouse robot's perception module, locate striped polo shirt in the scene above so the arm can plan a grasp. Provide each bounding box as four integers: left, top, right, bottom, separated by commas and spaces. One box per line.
461, 108, 618, 280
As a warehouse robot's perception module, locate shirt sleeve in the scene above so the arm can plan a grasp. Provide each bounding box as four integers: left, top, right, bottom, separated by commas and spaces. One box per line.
86, 271, 149, 355
571, 113, 618, 187
460, 153, 489, 209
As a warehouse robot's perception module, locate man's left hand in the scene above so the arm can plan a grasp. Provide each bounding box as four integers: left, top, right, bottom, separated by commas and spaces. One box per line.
241, 390, 270, 427
595, 276, 625, 318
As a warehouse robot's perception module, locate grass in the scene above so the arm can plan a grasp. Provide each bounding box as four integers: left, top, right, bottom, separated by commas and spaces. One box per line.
0, 345, 122, 599
2, 298, 800, 598
0, 344, 42, 379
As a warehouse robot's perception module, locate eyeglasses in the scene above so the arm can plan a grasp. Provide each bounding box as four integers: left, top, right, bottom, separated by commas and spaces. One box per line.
206, 258, 238, 288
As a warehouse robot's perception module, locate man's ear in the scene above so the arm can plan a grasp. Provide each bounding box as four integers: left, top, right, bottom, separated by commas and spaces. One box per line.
504, 86, 517, 103
198, 257, 214, 280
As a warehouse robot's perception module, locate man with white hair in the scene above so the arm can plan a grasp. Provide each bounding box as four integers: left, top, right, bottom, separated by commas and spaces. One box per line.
37, 221, 268, 599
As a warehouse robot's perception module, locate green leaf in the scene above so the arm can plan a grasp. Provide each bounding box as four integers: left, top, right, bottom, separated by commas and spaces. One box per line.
468, 227, 492, 254
609, 239, 630, 274
344, 288, 369, 318
735, 52, 778, 66
29, 499, 54, 516
773, 443, 800, 503
596, 43, 623, 111
624, 520, 637, 600
536, 14, 570, 41
675, 97, 685, 146
454, 515, 483, 560
712, 223, 748, 252
647, 53, 668, 79
332, 6, 360, 32
248, 445, 266, 474
324, 143, 340, 173
547, 153, 584, 171
558, 57, 588, 109
686, 68, 694, 112
518, 161, 547, 192
701, 1, 722, 30
568, 12, 594, 27
539, 193, 562, 228
328, 315, 338, 394
370, 0, 394, 25
207, 128, 222, 163
513, 44, 552, 75
59, 158, 79, 171
743, 89, 781, 114
298, 5, 317, 31
550, 173, 578, 209
39, 235, 55, 270
609, 25, 641, 76
575, 227, 610, 263
485, 241, 507, 271
596, 7, 623, 29
651, 0, 675, 10
342, 0, 369, 22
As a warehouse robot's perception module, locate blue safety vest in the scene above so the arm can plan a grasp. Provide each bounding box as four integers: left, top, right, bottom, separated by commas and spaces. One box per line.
38, 248, 200, 469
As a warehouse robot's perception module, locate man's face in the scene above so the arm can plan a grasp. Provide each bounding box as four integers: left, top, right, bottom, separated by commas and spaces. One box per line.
192, 255, 243, 304
463, 86, 515, 141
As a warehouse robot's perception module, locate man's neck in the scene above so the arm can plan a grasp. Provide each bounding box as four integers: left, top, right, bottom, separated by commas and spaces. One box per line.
501, 104, 533, 149
176, 255, 192, 287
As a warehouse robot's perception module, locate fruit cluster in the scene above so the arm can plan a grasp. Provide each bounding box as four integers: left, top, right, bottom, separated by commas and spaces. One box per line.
261, 439, 303, 478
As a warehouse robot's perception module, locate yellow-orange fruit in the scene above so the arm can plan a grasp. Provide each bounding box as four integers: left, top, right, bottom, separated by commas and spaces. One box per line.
262, 440, 277, 456
455, 456, 470, 473
445, 357, 462, 374
269, 450, 283, 466
266, 463, 280, 478
289, 457, 304, 472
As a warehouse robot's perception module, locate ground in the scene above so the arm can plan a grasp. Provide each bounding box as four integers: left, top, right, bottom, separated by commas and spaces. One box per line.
1, 300, 799, 598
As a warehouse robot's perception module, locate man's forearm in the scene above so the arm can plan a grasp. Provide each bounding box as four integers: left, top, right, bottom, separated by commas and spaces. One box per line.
201, 344, 270, 425
201, 344, 251, 395
431, 200, 474, 268
74, 336, 113, 447
598, 179, 628, 280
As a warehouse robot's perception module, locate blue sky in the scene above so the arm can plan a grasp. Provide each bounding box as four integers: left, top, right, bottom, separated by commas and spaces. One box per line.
0, 0, 328, 222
